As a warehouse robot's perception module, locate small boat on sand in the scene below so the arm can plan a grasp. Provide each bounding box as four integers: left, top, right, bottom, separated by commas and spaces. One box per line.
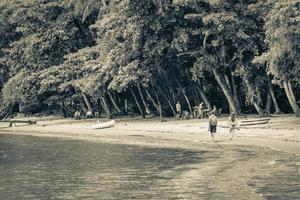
91, 120, 115, 129
240, 118, 271, 127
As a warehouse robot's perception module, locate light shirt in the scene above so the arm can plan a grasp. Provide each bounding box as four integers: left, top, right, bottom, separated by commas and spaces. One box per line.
176, 103, 181, 112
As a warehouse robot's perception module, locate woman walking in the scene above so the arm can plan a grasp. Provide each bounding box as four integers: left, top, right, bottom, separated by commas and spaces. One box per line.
227, 113, 239, 141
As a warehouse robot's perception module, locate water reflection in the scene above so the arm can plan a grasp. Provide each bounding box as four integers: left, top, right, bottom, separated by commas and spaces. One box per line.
0, 134, 204, 200
0, 134, 299, 200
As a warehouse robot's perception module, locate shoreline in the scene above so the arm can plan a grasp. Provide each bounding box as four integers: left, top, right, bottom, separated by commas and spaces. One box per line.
0, 115, 299, 155
1, 115, 299, 200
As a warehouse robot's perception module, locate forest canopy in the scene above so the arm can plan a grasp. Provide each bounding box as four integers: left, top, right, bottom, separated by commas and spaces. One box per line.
0, 0, 299, 118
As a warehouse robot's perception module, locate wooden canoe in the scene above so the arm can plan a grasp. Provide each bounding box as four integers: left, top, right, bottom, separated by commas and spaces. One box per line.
240, 118, 271, 127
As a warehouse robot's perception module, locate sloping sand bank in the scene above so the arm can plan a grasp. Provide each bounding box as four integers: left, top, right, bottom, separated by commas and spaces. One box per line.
1, 115, 299, 155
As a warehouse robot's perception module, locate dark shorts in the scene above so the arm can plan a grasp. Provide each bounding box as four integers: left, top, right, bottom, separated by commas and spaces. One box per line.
210, 125, 217, 133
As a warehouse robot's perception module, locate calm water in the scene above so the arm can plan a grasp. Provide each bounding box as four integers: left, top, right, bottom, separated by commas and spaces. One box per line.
0, 133, 299, 200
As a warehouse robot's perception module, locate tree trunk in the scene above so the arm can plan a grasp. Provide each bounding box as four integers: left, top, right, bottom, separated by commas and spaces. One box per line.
151, 88, 163, 119
191, 89, 199, 106
80, 103, 87, 114
137, 83, 153, 115
230, 69, 241, 113
194, 89, 200, 105
244, 77, 264, 115
100, 96, 112, 118
145, 88, 160, 112
81, 92, 92, 111
182, 88, 193, 114
158, 103, 163, 119
195, 85, 212, 111
211, 68, 239, 114
265, 90, 272, 114
225, 75, 232, 91
288, 81, 298, 106
157, 86, 176, 116
253, 102, 264, 115
284, 81, 300, 116
175, 79, 192, 114
130, 88, 145, 118
108, 91, 123, 115
268, 80, 282, 114
225, 74, 236, 114
124, 99, 128, 113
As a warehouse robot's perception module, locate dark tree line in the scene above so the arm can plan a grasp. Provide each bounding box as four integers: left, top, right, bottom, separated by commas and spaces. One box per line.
0, 0, 299, 118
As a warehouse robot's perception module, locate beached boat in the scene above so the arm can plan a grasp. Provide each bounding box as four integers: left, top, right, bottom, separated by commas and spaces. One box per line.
240, 118, 271, 127
91, 120, 115, 129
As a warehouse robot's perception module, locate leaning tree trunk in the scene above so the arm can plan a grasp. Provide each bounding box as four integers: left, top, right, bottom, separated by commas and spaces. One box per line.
108, 91, 123, 115
225, 75, 233, 114
81, 92, 92, 111
124, 99, 128, 113
157, 86, 176, 116
154, 90, 163, 119
192, 90, 198, 106
130, 88, 145, 118
265, 90, 272, 114
175, 79, 192, 114
195, 85, 212, 111
268, 80, 282, 114
288, 82, 298, 106
137, 83, 153, 115
80, 103, 87, 114
100, 96, 112, 118
145, 88, 160, 112
230, 69, 242, 113
244, 77, 264, 115
211, 68, 239, 114
284, 81, 300, 116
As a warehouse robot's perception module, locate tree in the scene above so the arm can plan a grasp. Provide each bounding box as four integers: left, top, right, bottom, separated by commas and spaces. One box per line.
254, 0, 300, 116
1, 0, 94, 113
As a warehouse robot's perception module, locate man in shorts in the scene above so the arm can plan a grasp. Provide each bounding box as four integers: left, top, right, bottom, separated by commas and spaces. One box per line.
208, 113, 218, 142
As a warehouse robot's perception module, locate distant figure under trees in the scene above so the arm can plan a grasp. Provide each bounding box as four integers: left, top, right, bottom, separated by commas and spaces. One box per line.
74, 110, 81, 120
86, 110, 93, 118
197, 102, 204, 119
176, 101, 182, 118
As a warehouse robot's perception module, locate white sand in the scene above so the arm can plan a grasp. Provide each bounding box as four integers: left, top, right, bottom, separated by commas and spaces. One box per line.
1, 115, 299, 155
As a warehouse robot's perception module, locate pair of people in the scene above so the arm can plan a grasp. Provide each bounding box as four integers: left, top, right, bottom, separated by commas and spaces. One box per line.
208, 113, 238, 141
74, 110, 93, 119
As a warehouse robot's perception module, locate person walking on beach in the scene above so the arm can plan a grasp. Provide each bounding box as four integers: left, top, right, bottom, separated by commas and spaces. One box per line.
208, 113, 218, 142
176, 101, 182, 118
227, 113, 239, 141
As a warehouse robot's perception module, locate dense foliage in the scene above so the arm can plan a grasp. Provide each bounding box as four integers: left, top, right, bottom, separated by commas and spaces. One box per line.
0, 0, 299, 117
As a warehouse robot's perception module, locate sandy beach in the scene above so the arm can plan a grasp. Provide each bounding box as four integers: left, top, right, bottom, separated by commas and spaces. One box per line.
0, 115, 299, 155
0, 115, 299, 199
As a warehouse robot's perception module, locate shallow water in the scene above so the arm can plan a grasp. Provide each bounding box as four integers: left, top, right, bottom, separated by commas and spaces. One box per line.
0, 133, 299, 199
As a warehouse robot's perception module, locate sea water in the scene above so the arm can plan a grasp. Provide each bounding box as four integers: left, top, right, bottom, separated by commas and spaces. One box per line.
0, 133, 299, 200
